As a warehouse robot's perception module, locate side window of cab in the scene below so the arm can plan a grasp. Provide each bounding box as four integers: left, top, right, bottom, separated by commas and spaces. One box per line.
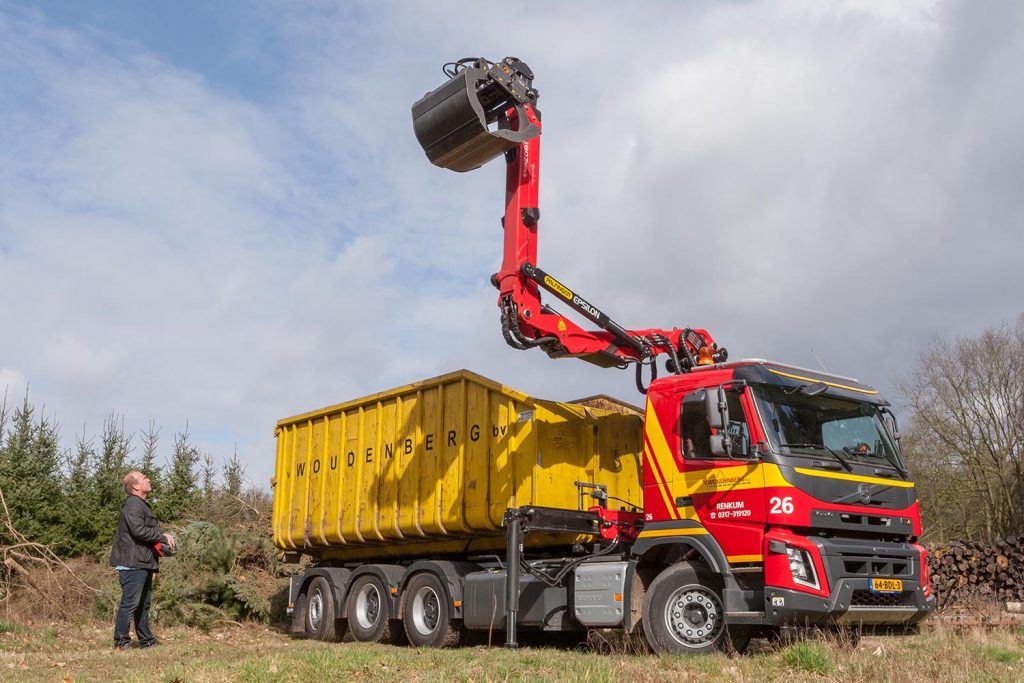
680, 389, 750, 459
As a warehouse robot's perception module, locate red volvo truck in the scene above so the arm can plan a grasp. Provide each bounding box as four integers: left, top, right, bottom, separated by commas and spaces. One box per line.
279, 57, 934, 654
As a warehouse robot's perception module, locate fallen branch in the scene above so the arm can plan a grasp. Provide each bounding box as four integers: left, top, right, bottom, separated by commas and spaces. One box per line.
3, 556, 62, 611
0, 484, 100, 620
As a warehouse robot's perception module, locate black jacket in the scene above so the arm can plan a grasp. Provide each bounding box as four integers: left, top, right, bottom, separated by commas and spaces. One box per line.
109, 495, 164, 570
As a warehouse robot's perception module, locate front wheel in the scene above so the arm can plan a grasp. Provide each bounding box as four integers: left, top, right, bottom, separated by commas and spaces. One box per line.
642, 563, 749, 655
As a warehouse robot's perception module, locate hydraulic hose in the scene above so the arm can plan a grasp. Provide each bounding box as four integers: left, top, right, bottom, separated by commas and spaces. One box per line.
520, 537, 621, 588
502, 297, 558, 350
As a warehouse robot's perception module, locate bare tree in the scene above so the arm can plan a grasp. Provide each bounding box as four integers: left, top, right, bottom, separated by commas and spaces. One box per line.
896, 315, 1024, 541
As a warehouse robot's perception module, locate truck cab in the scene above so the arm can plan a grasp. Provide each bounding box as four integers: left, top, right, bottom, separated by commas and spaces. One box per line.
633, 359, 935, 649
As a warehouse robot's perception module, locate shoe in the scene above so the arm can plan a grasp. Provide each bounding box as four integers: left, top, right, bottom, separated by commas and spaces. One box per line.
114, 642, 133, 651
138, 640, 159, 649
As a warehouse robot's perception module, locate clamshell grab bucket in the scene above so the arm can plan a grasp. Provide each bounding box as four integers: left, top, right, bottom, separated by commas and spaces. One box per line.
412, 62, 540, 173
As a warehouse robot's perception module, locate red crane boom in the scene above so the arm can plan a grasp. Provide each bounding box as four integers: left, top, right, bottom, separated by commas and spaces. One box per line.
412, 57, 726, 391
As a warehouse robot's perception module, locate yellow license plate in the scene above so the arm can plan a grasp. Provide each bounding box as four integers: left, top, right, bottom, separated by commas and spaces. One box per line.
870, 578, 903, 593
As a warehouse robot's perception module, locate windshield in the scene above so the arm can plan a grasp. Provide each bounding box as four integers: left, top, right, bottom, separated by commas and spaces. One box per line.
752, 384, 905, 471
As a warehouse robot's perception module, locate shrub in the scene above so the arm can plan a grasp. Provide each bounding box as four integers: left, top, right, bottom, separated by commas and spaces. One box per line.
232, 525, 278, 574
172, 521, 238, 573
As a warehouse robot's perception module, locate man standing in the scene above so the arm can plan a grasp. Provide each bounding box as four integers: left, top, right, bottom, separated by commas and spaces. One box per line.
109, 471, 174, 649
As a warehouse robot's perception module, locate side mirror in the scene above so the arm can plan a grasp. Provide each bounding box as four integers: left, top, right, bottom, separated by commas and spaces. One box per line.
880, 407, 901, 441
710, 425, 751, 459
705, 386, 728, 430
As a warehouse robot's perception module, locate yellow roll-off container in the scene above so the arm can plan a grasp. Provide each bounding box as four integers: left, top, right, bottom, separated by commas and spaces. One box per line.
272, 370, 642, 561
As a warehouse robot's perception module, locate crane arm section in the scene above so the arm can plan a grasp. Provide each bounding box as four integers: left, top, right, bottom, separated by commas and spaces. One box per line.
412, 57, 726, 388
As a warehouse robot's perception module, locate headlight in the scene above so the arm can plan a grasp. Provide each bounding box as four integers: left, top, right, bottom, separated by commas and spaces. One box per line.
786, 546, 820, 589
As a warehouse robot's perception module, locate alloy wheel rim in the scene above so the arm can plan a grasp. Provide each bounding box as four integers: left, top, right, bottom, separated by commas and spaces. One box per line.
355, 583, 382, 629
308, 589, 323, 632
663, 584, 724, 648
411, 586, 441, 636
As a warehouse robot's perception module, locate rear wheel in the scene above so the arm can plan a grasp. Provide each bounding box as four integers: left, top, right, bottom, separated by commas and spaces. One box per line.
305, 577, 343, 642
402, 572, 465, 648
642, 563, 750, 655
346, 574, 398, 643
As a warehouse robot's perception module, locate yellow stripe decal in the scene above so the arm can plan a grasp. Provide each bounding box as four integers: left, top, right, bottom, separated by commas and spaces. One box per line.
727, 554, 764, 563
644, 443, 680, 520
644, 403, 682, 519
638, 527, 709, 538
793, 467, 915, 488
761, 463, 794, 488
644, 402, 678, 481
767, 368, 878, 395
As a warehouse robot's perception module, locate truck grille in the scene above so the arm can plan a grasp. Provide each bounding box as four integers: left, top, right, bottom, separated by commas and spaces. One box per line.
851, 590, 909, 607
839, 553, 912, 578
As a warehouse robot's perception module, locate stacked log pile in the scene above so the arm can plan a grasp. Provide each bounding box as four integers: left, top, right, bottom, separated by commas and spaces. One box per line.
927, 537, 1023, 607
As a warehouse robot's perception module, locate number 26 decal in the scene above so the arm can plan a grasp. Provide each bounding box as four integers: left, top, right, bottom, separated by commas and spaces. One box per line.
769, 496, 794, 515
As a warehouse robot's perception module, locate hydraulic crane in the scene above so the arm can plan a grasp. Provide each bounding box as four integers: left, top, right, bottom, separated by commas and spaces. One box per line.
412, 57, 727, 392
271, 56, 934, 657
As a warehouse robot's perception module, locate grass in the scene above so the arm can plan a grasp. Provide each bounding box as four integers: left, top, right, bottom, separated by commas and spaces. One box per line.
0, 620, 1021, 682
982, 645, 1022, 664
781, 640, 833, 675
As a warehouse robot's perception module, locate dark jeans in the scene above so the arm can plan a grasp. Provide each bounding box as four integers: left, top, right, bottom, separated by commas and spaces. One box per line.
114, 569, 155, 646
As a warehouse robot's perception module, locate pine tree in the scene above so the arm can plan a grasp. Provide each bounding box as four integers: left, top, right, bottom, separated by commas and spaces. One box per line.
0, 389, 8, 453
137, 420, 163, 492
156, 425, 201, 523
223, 448, 245, 498
59, 429, 102, 556
201, 452, 217, 501
0, 389, 65, 546
87, 414, 133, 551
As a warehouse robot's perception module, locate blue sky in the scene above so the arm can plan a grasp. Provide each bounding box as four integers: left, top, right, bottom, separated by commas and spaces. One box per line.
2, 1, 1023, 489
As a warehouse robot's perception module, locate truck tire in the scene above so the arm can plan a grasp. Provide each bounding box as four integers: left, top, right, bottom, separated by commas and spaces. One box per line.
402, 572, 465, 648
346, 574, 397, 643
305, 577, 344, 642
642, 563, 750, 655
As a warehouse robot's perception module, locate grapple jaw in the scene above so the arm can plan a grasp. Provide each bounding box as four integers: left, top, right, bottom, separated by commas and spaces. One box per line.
411, 57, 540, 172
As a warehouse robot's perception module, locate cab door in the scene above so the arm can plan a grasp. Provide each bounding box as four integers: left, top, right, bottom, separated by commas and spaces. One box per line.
677, 386, 767, 565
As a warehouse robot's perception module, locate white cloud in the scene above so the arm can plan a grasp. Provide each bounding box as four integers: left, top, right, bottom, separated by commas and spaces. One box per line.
0, 368, 29, 404
1, 1, 1022, 488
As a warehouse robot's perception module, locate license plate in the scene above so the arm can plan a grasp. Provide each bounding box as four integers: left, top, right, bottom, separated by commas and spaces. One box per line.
870, 578, 903, 593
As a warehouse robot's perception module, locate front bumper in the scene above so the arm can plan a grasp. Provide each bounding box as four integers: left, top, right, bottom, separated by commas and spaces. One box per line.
765, 579, 935, 626
763, 535, 935, 626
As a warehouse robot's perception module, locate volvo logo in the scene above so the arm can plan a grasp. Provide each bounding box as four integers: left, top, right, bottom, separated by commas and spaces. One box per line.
858, 484, 872, 504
